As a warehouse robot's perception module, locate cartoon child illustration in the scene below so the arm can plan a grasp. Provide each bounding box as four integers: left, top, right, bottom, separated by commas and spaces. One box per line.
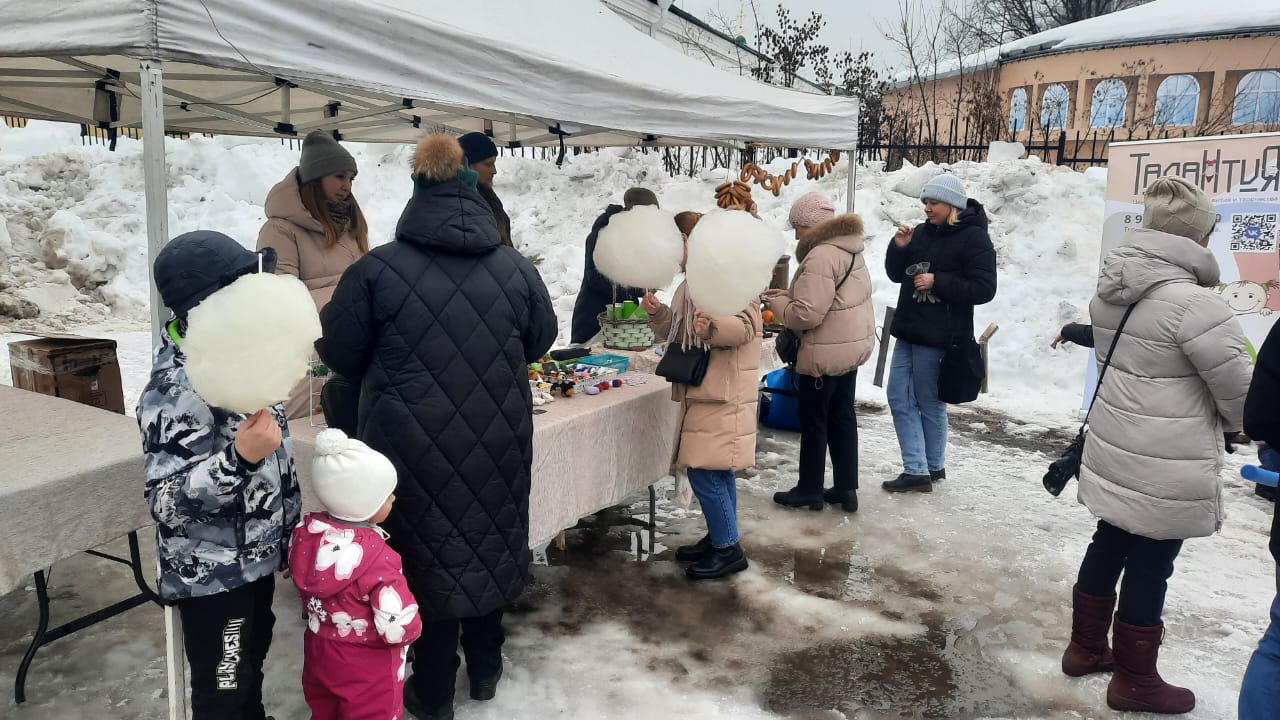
1217, 280, 1277, 316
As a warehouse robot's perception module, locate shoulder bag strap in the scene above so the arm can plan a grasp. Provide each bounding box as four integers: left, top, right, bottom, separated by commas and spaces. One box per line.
834, 249, 857, 291
1083, 302, 1138, 424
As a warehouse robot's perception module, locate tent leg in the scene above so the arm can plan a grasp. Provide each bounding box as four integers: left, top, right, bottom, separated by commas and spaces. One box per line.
846, 148, 856, 214
140, 59, 184, 720
139, 59, 170, 345
164, 605, 187, 720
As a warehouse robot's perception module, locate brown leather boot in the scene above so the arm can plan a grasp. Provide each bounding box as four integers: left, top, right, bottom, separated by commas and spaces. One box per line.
1107, 618, 1195, 714
1061, 585, 1116, 677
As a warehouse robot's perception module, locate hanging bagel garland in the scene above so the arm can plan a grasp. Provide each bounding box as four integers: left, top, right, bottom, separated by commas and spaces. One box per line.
737, 150, 843, 196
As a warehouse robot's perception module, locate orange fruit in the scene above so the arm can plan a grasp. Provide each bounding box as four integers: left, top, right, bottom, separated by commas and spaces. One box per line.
762, 309, 775, 324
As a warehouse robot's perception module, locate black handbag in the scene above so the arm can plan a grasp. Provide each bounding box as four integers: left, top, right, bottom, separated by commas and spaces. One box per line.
1043, 303, 1137, 496
938, 335, 985, 404
775, 328, 800, 366
776, 250, 857, 367
319, 372, 360, 436
655, 341, 711, 386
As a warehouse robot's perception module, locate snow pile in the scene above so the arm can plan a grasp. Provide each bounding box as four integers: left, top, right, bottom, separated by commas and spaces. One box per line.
0, 120, 1110, 425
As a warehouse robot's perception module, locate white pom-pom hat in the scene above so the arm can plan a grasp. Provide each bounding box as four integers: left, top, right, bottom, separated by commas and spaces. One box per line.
182, 271, 321, 413
593, 205, 683, 290
685, 209, 785, 316
311, 429, 398, 522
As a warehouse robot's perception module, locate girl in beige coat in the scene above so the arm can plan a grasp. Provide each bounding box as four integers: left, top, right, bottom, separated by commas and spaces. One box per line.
257, 130, 369, 419
766, 192, 875, 513
643, 210, 762, 581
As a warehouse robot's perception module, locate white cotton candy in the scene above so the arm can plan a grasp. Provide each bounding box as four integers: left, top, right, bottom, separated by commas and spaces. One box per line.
593, 205, 683, 290
182, 272, 321, 413
685, 209, 785, 316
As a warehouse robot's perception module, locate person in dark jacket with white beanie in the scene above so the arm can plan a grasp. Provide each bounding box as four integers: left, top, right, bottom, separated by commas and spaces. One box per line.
1062, 175, 1251, 715
883, 173, 996, 493
317, 133, 557, 720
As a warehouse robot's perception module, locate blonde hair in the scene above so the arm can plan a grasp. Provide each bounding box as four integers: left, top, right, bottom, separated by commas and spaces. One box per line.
946, 206, 960, 226
299, 178, 369, 254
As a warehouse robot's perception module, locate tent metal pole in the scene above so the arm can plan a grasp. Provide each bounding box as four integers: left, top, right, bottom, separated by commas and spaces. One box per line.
139, 57, 186, 720
847, 151, 856, 214
140, 59, 170, 345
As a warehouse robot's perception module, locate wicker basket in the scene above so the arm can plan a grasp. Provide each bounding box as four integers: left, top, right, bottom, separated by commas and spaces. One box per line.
597, 307, 654, 351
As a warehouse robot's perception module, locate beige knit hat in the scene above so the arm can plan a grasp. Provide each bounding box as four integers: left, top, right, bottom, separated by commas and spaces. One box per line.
1142, 176, 1217, 242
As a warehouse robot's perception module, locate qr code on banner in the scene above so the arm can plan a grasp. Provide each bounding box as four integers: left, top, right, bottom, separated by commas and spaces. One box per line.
1231, 213, 1279, 252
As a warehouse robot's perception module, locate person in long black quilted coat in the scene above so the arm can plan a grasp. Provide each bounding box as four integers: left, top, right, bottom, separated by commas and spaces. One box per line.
317, 133, 557, 716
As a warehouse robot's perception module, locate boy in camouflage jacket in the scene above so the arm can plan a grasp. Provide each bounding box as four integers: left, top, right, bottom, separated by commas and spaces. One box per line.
138, 231, 302, 720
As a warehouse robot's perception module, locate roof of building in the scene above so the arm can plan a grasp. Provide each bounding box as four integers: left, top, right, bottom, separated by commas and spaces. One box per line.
891, 0, 1280, 86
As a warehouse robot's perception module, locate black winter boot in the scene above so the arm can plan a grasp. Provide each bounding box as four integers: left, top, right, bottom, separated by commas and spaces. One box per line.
686, 543, 748, 580
823, 487, 858, 512
930, 468, 946, 482
773, 487, 825, 510
675, 535, 713, 562
470, 664, 503, 701
404, 681, 454, 720
882, 473, 932, 493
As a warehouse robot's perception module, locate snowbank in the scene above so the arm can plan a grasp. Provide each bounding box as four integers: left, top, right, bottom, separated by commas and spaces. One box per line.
0, 120, 1109, 425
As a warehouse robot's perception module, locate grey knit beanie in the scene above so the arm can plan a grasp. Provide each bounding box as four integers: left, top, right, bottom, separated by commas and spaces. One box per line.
298, 130, 357, 184
1142, 176, 1217, 242
920, 173, 968, 209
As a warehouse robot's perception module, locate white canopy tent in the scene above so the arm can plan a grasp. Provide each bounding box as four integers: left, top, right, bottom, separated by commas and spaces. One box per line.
0, 4, 857, 715
1, 0, 859, 339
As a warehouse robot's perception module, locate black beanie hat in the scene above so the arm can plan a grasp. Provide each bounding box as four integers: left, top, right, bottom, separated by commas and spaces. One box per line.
154, 231, 277, 317
458, 132, 498, 164
298, 130, 357, 184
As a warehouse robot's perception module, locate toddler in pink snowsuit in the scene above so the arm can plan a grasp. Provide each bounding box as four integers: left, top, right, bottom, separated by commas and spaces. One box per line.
290, 429, 422, 720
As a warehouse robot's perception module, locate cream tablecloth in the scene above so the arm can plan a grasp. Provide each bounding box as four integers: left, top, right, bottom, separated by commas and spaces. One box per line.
0, 376, 681, 599
290, 379, 680, 548
0, 385, 149, 596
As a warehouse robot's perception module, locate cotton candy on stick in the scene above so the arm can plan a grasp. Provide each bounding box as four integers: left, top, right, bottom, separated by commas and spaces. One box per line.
685, 209, 785, 316
182, 272, 321, 413
593, 205, 683, 290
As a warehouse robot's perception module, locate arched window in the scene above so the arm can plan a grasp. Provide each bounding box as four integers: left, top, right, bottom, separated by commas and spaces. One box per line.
1234, 70, 1280, 125
1154, 75, 1200, 126
1008, 88, 1027, 132
1090, 79, 1128, 128
1040, 83, 1070, 129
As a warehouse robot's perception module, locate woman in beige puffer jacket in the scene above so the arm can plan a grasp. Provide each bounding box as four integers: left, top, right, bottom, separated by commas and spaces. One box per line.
643, 209, 762, 582
1063, 176, 1252, 716
765, 192, 875, 513
257, 130, 369, 419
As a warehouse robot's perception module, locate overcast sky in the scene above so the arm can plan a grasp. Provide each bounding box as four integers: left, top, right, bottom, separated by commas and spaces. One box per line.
673, 0, 947, 72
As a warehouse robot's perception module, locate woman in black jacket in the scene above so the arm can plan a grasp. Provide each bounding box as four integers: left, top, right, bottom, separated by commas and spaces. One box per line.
882, 173, 996, 493
317, 133, 557, 720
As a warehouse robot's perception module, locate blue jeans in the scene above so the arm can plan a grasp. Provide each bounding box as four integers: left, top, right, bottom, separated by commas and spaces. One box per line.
687, 468, 739, 548
1240, 579, 1280, 719
887, 340, 948, 475
1260, 445, 1280, 472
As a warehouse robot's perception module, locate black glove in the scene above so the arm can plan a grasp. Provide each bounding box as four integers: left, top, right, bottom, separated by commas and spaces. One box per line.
1225, 432, 1238, 454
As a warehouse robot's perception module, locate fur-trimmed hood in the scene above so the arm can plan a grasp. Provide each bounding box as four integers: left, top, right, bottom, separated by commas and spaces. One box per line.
796, 213, 864, 261
412, 133, 465, 182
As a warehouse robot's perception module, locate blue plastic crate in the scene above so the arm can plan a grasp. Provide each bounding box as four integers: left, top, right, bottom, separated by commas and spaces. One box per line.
576, 353, 630, 373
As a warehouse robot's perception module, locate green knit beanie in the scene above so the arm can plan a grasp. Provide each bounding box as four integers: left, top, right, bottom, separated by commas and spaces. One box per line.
298, 130, 357, 184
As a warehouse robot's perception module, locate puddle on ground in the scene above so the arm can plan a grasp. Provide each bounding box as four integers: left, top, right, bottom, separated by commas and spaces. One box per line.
512, 507, 1064, 719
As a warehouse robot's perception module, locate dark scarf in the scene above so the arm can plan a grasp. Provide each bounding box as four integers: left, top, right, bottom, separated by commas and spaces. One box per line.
326, 199, 353, 233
